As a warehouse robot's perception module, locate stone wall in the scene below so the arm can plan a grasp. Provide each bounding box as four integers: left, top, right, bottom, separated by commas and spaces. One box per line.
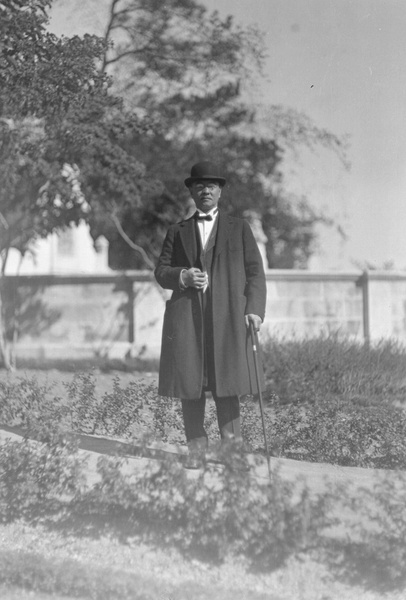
5, 270, 406, 362
262, 271, 363, 340
367, 274, 406, 342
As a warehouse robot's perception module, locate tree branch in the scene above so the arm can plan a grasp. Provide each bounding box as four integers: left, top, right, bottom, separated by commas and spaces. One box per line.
100, 0, 122, 73
110, 212, 155, 270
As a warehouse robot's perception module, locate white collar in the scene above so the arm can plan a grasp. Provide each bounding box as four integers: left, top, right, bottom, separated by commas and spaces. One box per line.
196, 207, 218, 218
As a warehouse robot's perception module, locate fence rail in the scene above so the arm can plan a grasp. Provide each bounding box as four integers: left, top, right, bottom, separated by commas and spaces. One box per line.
2, 269, 406, 360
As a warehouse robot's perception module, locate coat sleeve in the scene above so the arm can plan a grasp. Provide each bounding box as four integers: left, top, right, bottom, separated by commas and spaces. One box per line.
242, 220, 267, 320
154, 226, 185, 291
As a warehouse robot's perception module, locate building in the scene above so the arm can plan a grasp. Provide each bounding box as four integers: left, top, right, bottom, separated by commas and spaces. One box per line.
4, 222, 111, 276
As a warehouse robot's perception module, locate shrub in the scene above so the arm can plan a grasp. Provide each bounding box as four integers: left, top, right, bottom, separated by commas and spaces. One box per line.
0, 376, 65, 430
64, 371, 100, 434
325, 471, 406, 591
264, 397, 406, 468
0, 428, 85, 521
263, 334, 406, 406
63, 373, 186, 443
1, 395, 406, 591
81, 446, 332, 569
254, 334, 406, 468
3, 331, 406, 471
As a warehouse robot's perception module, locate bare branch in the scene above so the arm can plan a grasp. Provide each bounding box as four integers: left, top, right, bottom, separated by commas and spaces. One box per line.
0, 212, 9, 230
110, 212, 155, 270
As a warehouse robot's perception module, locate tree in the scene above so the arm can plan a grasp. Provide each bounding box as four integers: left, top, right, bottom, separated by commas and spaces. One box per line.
0, 0, 348, 363
0, 0, 152, 367
96, 0, 264, 113
74, 0, 347, 270
65, 0, 267, 266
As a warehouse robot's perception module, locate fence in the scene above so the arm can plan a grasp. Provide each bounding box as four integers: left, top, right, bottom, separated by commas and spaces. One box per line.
2, 269, 406, 362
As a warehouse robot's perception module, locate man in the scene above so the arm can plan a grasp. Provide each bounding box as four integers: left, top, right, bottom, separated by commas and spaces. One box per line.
155, 161, 267, 468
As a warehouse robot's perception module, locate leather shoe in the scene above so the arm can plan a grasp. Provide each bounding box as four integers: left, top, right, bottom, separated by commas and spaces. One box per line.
184, 436, 207, 470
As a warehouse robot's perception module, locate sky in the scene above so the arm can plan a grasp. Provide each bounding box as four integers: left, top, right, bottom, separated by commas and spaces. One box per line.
49, 0, 406, 271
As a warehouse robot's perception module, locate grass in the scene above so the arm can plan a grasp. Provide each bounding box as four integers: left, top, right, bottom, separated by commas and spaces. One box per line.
0, 512, 396, 600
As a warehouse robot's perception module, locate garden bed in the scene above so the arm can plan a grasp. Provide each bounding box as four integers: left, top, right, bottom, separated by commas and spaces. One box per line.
1, 334, 406, 598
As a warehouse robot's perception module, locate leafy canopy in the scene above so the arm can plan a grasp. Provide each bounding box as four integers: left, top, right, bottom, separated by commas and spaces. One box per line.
81, 0, 346, 269
0, 0, 151, 264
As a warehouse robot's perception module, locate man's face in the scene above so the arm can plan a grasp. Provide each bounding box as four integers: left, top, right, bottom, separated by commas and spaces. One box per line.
190, 180, 222, 213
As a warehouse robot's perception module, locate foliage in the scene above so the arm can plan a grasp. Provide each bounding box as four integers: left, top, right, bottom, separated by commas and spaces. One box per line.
0, 406, 330, 575
248, 334, 406, 468
1, 364, 406, 591
263, 334, 406, 406
96, 0, 265, 122
351, 473, 406, 589
3, 338, 406, 469
78, 450, 329, 570
0, 371, 186, 444
0, 0, 155, 367
63, 373, 179, 441
1, 0, 349, 283
0, 374, 64, 429
103, 123, 336, 269
1, 0, 349, 286
58, 0, 347, 270
325, 472, 406, 591
1, 423, 406, 592
265, 398, 406, 468
0, 432, 85, 521
0, 2, 153, 260
0, 0, 117, 257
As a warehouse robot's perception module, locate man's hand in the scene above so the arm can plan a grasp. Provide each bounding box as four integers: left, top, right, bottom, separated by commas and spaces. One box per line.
245, 314, 262, 332
181, 268, 208, 289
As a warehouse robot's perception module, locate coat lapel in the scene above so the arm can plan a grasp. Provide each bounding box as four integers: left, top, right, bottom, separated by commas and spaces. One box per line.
179, 217, 198, 266
204, 215, 219, 254
213, 211, 232, 261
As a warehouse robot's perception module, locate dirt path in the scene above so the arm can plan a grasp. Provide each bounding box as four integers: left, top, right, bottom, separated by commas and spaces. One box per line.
0, 422, 393, 493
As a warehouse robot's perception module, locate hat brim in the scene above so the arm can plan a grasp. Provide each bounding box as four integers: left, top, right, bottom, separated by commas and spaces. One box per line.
184, 176, 226, 188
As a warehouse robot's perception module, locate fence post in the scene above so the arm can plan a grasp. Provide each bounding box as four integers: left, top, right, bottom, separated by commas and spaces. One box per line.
357, 270, 370, 345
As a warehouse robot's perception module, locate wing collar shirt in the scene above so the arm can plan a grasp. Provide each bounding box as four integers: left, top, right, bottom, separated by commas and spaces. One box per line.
195, 207, 218, 249
179, 207, 218, 292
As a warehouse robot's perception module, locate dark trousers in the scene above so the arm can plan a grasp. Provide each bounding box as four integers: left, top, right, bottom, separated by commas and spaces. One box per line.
181, 393, 241, 443
183, 258, 241, 447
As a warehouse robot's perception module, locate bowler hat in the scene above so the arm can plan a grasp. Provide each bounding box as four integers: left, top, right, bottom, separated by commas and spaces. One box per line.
184, 161, 226, 188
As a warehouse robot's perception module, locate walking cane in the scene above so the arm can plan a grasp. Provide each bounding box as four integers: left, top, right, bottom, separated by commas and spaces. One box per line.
249, 321, 271, 479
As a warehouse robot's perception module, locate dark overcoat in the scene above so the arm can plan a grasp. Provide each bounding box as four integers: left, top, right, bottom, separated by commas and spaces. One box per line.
154, 210, 267, 400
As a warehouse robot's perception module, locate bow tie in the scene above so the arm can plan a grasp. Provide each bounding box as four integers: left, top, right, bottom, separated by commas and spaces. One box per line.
194, 210, 217, 221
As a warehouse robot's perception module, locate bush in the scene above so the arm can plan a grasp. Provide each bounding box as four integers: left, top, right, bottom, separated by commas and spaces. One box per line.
0, 429, 85, 521
2, 333, 406, 472
0, 372, 186, 444
251, 334, 406, 468
65, 373, 186, 443
264, 397, 406, 468
263, 334, 406, 406
80, 447, 331, 569
325, 471, 406, 591
1, 386, 406, 592
0, 376, 66, 430
3, 356, 406, 469
0, 421, 332, 573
